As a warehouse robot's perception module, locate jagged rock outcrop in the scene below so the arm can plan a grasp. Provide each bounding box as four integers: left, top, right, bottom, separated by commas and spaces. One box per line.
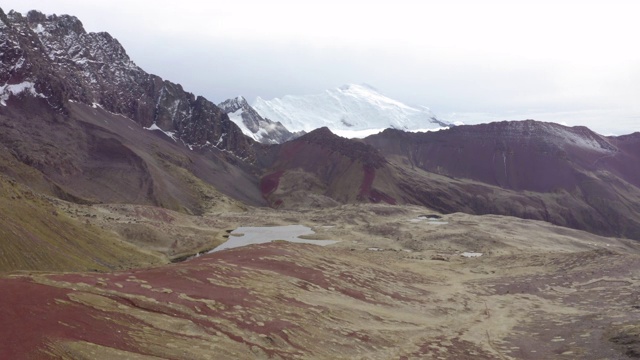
0, 9, 253, 158
218, 96, 303, 144
0, 8, 266, 213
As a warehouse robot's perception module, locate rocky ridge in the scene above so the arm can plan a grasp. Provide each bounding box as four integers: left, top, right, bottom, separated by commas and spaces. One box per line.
363, 120, 640, 239
0, 9, 253, 158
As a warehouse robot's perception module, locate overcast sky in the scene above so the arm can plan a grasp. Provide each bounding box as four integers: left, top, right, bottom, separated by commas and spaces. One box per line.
3, 0, 640, 135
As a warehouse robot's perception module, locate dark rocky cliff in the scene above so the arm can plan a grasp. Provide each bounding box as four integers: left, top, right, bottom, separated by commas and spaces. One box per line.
0, 9, 253, 159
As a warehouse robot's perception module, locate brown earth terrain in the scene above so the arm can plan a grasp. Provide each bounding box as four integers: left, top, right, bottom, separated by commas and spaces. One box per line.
2, 201, 640, 359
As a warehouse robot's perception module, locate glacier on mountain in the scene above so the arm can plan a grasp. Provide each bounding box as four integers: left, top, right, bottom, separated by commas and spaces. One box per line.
252, 84, 450, 138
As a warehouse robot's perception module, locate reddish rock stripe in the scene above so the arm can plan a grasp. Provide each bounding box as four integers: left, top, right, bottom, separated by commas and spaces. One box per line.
0, 278, 139, 359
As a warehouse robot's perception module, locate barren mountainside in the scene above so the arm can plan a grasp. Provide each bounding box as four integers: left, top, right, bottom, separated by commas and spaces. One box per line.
0, 8, 268, 215
254, 121, 640, 240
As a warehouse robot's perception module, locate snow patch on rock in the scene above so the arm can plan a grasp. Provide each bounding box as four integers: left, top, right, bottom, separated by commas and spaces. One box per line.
144, 123, 179, 142
0, 81, 47, 106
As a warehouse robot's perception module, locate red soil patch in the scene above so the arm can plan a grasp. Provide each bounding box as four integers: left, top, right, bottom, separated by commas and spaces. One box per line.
337, 286, 379, 304
1, 243, 437, 358
39, 250, 311, 358
359, 165, 375, 200
0, 277, 139, 359
260, 171, 283, 197
216, 245, 332, 290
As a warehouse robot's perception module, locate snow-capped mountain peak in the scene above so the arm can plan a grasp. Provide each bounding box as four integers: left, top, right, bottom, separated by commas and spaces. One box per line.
253, 84, 450, 138
336, 84, 412, 111
218, 96, 249, 113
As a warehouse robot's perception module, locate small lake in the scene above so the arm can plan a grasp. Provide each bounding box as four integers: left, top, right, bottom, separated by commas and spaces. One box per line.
209, 225, 338, 252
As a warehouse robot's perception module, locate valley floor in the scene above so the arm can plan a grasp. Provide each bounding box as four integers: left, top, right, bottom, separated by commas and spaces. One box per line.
2, 203, 640, 359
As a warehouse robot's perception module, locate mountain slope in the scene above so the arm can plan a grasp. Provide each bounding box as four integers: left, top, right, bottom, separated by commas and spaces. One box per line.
0, 174, 165, 272
0, 9, 267, 213
1, 9, 253, 158
253, 84, 449, 137
0, 91, 265, 211
218, 96, 302, 144
256, 127, 396, 208
365, 120, 622, 192
364, 121, 640, 239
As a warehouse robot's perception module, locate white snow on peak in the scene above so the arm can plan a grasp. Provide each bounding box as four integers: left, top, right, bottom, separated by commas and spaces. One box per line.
252, 84, 448, 135
0, 82, 47, 106
227, 108, 267, 142
543, 123, 614, 153
332, 126, 450, 139
501, 121, 614, 153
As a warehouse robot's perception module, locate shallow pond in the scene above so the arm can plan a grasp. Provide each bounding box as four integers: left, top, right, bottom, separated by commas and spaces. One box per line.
209, 225, 338, 252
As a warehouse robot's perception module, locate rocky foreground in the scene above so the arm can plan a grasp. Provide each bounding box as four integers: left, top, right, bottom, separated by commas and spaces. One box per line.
2, 203, 640, 359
